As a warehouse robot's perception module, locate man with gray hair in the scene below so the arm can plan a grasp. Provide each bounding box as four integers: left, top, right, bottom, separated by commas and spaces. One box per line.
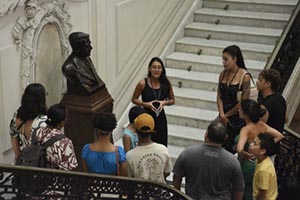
173, 121, 244, 200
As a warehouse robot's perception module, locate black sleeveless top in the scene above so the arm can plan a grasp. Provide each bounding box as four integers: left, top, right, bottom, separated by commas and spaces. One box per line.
141, 78, 168, 102
218, 70, 240, 113
140, 78, 169, 147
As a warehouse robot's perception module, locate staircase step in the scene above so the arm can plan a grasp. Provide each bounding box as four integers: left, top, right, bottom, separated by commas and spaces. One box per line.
168, 144, 185, 166
166, 51, 265, 77
168, 124, 205, 147
175, 37, 273, 61
203, 0, 298, 13
185, 22, 282, 45
173, 86, 217, 110
161, 1, 297, 189
175, 37, 274, 61
167, 68, 219, 91
194, 8, 289, 29
165, 105, 218, 129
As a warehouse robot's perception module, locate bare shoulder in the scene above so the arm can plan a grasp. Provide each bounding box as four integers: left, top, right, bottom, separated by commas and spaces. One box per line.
240, 124, 253, 135
220, 70, 226, 76
139, 79, 146, 86
239, 69, 251, 81
240, 126, 249, 135
257, 121, 267, 129
219, 70, 226, 80
135, 79, 146, 90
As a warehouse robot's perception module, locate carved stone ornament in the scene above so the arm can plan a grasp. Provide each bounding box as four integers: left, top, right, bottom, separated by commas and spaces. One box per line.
11, 0, 72, 89
0, 0, 26, 16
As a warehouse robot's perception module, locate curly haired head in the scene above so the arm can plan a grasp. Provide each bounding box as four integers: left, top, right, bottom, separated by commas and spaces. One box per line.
259, 69, 281, 92
92, 112, 117, 135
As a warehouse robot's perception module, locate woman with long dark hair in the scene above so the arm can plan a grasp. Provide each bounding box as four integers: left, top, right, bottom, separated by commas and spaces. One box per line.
217, 45, 251, 153
236, 99, 283, 200
9, 83, 48, 161
132, 57, 175, 147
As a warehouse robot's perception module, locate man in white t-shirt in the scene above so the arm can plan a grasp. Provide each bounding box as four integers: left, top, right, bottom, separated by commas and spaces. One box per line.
126, 113, 172, 184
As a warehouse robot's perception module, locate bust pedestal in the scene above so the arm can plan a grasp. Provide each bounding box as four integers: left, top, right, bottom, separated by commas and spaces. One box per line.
61, 88, 113, 171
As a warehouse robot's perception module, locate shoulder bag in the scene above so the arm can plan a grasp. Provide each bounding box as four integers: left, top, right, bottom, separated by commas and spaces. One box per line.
237, 72, 258, 102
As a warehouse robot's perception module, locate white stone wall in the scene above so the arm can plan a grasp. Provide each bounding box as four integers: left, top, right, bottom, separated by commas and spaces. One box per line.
0, 0, 197, 163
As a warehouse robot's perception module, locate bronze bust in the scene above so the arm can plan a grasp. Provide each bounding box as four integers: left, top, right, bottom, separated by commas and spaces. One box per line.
62, 32, 104, 96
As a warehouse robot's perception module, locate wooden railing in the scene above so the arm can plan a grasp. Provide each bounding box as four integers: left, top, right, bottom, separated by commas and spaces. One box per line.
0, 164, 192, 200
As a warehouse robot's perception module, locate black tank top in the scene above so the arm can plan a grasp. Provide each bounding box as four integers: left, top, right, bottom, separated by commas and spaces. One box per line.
141, 78, 168, 102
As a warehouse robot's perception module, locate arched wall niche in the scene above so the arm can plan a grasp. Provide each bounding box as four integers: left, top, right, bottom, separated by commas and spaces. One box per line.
12, 0, 72, 105
34, 21, 65, 105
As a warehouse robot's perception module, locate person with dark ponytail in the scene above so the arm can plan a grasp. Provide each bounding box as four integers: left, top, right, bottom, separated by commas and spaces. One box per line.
9, 83, 48, 161
132, 57, 175, 147
235, 99, 283, 200
35, 103, 78, 170
217, 45, 252, 153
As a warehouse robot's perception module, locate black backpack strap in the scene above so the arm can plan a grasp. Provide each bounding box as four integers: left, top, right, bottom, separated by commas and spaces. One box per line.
17, 120, 26, 131
31, 127, 40, 144
42, 134, 66, 150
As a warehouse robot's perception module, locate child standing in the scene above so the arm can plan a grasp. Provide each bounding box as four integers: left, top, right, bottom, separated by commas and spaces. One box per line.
122, 106, 145, 152
249, 133, 278, 200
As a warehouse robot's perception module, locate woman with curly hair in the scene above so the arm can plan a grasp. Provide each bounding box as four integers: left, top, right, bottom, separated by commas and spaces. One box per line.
81, 112, 127, 176
35, 103, 78, 170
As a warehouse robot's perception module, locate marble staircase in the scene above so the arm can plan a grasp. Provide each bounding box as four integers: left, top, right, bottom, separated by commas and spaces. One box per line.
164, 0, 298, 164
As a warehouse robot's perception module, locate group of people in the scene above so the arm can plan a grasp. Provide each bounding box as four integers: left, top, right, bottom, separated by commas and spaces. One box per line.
80, 56, 175, 180
9, 83, 78, 170
172, 45, 286, 200
8, 56, 175, 183
9, 43, 287, 200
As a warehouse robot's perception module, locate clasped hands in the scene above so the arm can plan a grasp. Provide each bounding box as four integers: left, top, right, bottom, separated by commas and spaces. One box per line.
146, 100, 167, 117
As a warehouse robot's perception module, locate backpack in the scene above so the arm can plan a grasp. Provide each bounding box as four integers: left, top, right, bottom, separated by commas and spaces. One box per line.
15, 128, 65, 168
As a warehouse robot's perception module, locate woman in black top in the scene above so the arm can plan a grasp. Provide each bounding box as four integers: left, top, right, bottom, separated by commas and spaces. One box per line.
217, 45, 251, 153
132, 57, 175, 147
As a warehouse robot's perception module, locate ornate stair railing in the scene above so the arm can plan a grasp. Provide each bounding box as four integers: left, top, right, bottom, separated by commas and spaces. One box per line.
263, 2, 300, 199
275, 128, 300, 199
266, 1, 300, 93
0, 164, 192, 200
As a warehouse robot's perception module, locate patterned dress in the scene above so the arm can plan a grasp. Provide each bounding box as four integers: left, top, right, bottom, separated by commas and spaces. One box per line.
9, 111, 47, 151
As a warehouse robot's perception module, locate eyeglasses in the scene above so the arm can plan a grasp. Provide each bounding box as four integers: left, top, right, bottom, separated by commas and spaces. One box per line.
151, 66, 162, 71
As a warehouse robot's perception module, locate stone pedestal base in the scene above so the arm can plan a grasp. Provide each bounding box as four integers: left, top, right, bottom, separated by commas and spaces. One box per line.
61, 88, 113, 171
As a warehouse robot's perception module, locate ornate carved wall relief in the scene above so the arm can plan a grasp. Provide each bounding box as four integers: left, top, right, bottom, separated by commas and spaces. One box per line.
0, 0, 26, 16
11, 0, 72, 104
